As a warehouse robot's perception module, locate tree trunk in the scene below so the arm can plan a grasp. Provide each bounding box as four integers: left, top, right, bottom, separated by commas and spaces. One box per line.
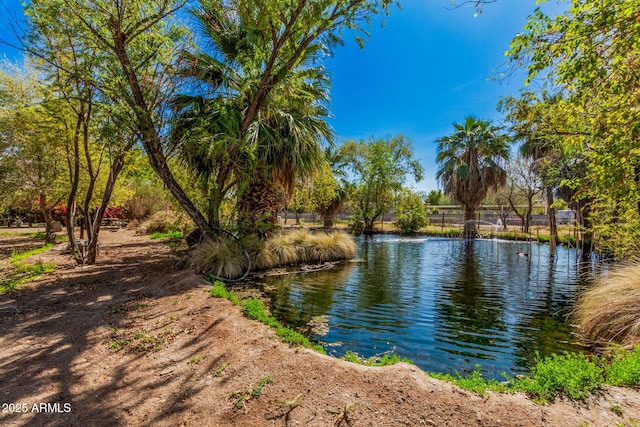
463, 208, 477, 239
39, 192, 57, 244
113, 35, 212, 238
546, 187, 557, 252
85, 155, 126, 264
237, 172, 284, 237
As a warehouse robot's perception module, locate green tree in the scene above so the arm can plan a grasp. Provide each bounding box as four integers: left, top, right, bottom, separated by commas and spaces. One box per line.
426, 189, 444, 206
0, 61, 68, 242
341, 135, 423, 234
506, 0, 640, 257
436, 116, 510, 238
395, 189, 428, 233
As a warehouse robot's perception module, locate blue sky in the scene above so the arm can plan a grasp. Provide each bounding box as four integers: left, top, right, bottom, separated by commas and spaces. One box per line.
326, 0, 566, 192
0, 0, 565, 193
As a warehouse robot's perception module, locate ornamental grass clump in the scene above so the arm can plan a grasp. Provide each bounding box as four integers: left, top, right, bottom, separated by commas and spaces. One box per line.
574, 262, 640, 348
191, 230, 356, 279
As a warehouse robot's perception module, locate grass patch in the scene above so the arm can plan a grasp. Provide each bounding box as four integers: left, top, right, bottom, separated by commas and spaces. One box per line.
209, 281, 325, 354
432, 347, 640, 403
574, 262, 640, 348
214, 361, 231, 377
340, 350, 414, 367
108, 327, 172, 353
431, 368, 510, 396
149, 230, 183, 240
0, 244, 56, 293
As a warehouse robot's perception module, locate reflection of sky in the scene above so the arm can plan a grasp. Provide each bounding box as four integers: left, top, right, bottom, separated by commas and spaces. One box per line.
261, 237, 586, 379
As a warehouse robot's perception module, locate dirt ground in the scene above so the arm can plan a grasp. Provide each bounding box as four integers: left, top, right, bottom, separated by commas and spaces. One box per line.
1, 228, 639, 427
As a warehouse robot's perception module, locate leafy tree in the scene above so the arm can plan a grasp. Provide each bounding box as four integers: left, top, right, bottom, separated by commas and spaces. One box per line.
341, 135, 423, 234
0, 61, 68, 242
506, 0, 640, 257
395, 189, 428, 233
436, 116, 510, 238
312, 148, 352, 228
426, 189, 444, 206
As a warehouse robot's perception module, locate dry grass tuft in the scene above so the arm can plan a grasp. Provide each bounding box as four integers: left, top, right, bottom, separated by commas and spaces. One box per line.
139, 210, 193, 235
189, 230, 356, 279
574, 262, 640, 348
189, 238, 249, 280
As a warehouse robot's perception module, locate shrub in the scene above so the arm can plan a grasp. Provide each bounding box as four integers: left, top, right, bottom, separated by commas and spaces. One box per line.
395, 191, 428, 233
140, 209, 193, 235
514, 352, 604, 402
574, 262, 640, 347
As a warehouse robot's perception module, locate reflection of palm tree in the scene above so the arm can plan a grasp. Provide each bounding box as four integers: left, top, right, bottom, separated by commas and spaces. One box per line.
435, 243, 506, 355
264, 262, 355, 331
436, 117, 509, 238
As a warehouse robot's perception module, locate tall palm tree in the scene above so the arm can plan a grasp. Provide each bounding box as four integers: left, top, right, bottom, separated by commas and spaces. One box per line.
436, 116, 510, 238
172, 1, 332, 235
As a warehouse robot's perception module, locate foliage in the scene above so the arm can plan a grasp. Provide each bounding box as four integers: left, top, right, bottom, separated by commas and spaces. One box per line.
142, 210, 193, 235
574, 262, 640, 348
426, 190, 444, 206
341, 135, 423, 233
515, 352, 604, 403
149, 231, 183, 240
436, 116, 510, 238
0, 61, 69, 242
209, 281, 325, 353
433, 347, 640, 404
395, 190, 429, 233
430, 367, 509, 396
505, 0, 640, 258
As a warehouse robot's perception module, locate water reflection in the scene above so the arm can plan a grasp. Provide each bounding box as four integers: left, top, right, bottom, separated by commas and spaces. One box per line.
259, 236, 587, 378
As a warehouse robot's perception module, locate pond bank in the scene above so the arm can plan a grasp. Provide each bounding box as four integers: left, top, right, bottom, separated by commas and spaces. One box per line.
1, 230, 638, 426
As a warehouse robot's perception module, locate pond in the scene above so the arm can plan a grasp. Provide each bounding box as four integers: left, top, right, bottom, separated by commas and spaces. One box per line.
258, 236, 590, 379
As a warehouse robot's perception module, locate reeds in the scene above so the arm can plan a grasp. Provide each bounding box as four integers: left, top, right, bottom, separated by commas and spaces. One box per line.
574, 262, 640, 348
191, 230, 357, 279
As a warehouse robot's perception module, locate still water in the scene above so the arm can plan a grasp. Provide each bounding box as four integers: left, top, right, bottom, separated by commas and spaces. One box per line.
259, 236, 589, 379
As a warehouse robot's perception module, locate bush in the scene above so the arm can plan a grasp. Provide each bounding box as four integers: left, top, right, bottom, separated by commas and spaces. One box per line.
574, 262, 640, 347
515, 352, 604, 402
140, 210, 193, 235
395, 191, 428, 233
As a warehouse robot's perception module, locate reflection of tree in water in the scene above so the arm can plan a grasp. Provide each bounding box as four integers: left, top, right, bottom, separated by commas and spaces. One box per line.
434, 242, 507, 359
261, 262, 354, 332
356, 237, 395, 309
511, 253, 583, 371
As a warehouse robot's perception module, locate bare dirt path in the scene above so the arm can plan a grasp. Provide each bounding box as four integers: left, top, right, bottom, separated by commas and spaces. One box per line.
1, 229, 639, 427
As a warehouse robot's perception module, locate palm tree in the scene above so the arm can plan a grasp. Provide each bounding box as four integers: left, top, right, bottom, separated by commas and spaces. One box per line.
436, 116, 510, 238
172, 1, 332, 236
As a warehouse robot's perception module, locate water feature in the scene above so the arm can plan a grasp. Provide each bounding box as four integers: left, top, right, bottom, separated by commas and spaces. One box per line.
258, 235, 589, 379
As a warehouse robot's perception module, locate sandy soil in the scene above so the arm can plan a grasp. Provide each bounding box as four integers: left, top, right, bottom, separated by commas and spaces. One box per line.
1, 228, 639, 427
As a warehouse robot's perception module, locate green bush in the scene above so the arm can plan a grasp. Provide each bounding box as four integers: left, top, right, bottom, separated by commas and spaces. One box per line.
606, 346, 640, 387
395, 191, 428, 233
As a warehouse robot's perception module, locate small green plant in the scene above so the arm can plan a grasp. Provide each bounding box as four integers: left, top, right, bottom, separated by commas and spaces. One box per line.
515, 352, 604, 403
327, 403, 358, 427
108, 339, 130, 351
213, 361, 231, 377
188, 356, 203, 364
610, 403, 623, 417
230, 376, 273, 409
